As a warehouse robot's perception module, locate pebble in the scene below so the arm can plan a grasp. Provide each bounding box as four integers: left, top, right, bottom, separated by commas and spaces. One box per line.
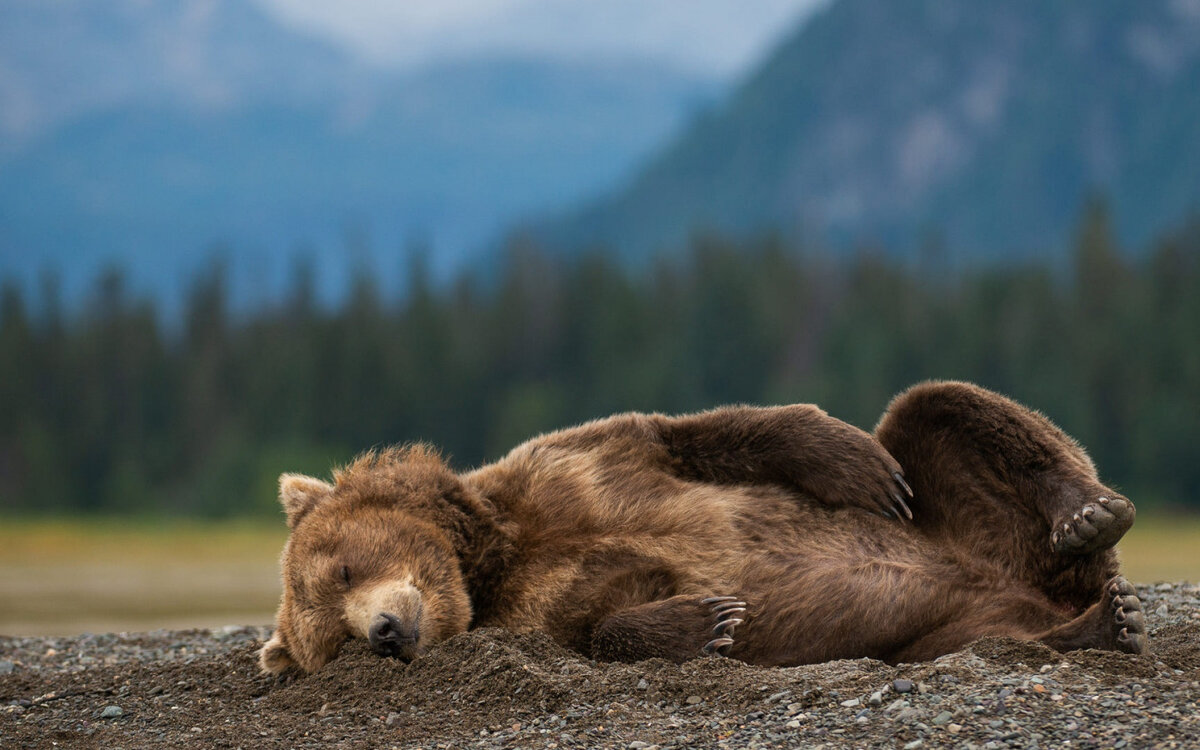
932, 710, 953, 725
99, 705, 123, 719
636, 679, 648, 690
685, 695, 702, 705
628, 742, 650, 749
840, 698, 861, 707
903, 740, 924, 749
893, 679, 915, 693
1156, 604, 1169, 617
895, 708, 922, 723
385, 712, 401, 726
0, 660, 15, 675
868, 691, 883, 706
785, 719, 801, 729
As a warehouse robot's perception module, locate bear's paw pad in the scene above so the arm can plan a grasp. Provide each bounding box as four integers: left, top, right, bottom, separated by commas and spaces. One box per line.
1050, 496, 1134, 555
1106, 576, 1148, 655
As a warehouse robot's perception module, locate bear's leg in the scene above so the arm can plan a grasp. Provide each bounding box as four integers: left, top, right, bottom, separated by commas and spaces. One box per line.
1035, 575, 1148, 655
887, 575, 1147, 662
873, 381, 1131, 612
589, 594, 747, 663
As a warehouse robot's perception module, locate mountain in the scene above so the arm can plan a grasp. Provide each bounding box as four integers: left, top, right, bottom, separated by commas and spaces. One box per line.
533, 0, 1200, 261
0, 0, 717, 305
0, 0, 352, 148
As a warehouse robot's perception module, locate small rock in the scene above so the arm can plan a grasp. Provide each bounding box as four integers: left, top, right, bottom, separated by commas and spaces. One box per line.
932, 711, 953, 725
99, 705, 123, 719
840, 698, 861, 707
1156, 582, 1173, 592
385, 712, 401, 726
854, 708, 870, 720
1155, 603, 1169, 618
785, 719, 801, 729
0, 661, 14, 675
1039, 664, 1054, 673
895, 708, 921, 723
628, 742, 651, 749
868, 691, 883, 706
766, 691, 789, 703
885, 698, 909, 712
636, 678, 648, 690
685, 695, 702, 705
893, 679, 915, 693
947, 723, 962, 733
903, 740, 924, 750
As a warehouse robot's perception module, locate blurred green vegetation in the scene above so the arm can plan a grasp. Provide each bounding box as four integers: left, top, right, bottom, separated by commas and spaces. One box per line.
1, 202, 1198, 517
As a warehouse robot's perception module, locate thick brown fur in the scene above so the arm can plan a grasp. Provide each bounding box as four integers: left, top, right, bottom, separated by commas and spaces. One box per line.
261, 381, 1146, 674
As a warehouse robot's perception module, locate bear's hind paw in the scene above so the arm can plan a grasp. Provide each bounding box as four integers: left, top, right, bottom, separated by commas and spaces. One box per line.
1107, 576, 1148, 655
1050, 496, 1134, 555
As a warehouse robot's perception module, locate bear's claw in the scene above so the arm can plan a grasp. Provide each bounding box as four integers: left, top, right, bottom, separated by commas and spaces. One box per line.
700, 596, 746, 656
1106, 576, 1148, 655
1051, 496, 1134, 555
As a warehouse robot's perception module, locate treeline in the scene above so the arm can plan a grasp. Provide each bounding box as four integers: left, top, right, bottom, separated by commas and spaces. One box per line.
2, 204, 1198, 517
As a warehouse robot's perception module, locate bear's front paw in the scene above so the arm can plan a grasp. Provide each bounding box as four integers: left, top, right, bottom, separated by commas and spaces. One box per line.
793, 426, 913, 521
700, 596, 746, 656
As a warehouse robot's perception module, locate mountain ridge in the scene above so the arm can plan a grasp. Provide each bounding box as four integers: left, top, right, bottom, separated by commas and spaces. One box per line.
530, 0, 1200, 261
0, 0, 718, 305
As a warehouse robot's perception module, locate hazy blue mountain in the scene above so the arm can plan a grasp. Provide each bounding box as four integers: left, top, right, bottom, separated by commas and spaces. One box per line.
532, 0, 1200, 262
0, 0, 354, 148
0, 0, 717, 306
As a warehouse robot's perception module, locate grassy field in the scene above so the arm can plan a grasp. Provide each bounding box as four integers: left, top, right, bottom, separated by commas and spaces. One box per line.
1, 515, 1198, 637
0, 519, 288, 636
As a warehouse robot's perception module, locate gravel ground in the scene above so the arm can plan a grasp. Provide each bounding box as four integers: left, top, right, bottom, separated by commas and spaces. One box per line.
2, 582, 1198, 749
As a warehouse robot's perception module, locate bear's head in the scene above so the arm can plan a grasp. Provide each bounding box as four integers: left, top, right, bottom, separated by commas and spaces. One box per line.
259, 446, 482, 674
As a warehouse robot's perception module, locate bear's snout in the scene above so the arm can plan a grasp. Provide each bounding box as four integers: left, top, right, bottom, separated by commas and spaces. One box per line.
369, 612, 421, 660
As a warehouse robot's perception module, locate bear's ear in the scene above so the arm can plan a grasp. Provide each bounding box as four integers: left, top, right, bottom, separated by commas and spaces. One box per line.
259, 631, 297, 674
278, 473, 334, 528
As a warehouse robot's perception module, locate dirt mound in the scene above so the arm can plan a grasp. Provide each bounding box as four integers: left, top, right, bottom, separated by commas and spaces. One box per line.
3, 584, 1198, 749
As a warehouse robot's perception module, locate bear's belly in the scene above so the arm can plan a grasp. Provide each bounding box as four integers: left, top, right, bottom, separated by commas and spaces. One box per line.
478, 483, 938, 648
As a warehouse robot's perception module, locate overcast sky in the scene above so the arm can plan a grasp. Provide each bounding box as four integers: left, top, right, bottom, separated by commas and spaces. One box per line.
255, 0, 831, 77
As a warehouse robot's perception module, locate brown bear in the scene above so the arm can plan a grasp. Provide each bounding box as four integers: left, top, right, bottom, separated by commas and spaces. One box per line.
259, 381, 1146, 675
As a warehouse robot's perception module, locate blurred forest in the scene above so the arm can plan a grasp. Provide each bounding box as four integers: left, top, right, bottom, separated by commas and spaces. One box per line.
2, 202, 1198, 517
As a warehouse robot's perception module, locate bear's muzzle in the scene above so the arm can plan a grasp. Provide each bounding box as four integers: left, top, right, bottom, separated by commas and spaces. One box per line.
368, 612, 421, 661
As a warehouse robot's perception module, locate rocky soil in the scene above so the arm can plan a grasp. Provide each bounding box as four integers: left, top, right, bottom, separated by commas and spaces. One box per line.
2, 583, 1198, 749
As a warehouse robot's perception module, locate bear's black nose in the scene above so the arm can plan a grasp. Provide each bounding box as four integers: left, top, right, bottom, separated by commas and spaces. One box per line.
369, 612, 420, 660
